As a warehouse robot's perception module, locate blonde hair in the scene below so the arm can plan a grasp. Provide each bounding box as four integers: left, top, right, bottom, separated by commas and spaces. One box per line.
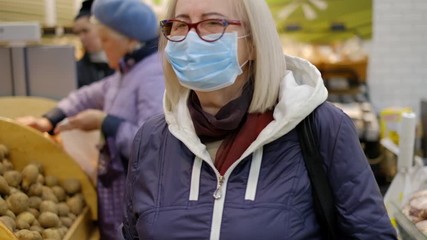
160, 0, 286, 113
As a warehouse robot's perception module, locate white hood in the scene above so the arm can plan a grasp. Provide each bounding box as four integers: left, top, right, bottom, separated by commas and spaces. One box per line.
163, 55, 328, 163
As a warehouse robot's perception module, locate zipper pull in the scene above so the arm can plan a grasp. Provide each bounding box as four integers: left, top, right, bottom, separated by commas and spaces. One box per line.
213, 176, 224, 200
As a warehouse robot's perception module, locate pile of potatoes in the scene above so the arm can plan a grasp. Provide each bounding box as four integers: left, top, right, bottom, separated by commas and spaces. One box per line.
0, 144, 86, 240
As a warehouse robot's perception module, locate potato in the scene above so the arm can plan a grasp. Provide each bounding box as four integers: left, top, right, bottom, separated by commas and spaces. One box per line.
0, 175, 10, 195
16, 218, 31, 230
0, 162, 4, 176
15, 229, 43, 240
57, 226, 68, 237
7, 192, 29, 214
42, 228, 62, 240
39, 200, 58, 214
0, 215, 16, 232
32, 219, 40, 227
16, 212, 36, 229
44, 176, 58, 187
27, 208, 40, 219
61, 179, 81, 195
28, 183, 43, 197
59, 217, 73, 228
51, 186, 66, 202
0, 196, 8, 215
41, 186, 58, 203
21, 164, 39, 190
17, 212, 36, 223
32, 163, 44, 175
5, 209, 16, 219
36, 174, 44, 185
66, 194, 85, 215
4, 170, 22, 188
38, 212, 60, 228
28, 196, 42, 209
9, 186, 20, 194
67, 213, 76, 221
2, 160, 14, 171
57, 202, 70, 217
29, 225, 43, 234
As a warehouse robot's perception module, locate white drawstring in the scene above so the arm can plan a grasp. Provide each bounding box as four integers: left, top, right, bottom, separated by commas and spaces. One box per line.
245, 148, 263, 201
189, 156, 203, 201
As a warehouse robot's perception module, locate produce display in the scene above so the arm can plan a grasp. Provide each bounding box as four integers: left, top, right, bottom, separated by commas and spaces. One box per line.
0, 144, 86, 240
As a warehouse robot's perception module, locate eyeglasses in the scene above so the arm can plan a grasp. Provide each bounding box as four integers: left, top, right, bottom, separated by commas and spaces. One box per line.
160, 18, 242, 42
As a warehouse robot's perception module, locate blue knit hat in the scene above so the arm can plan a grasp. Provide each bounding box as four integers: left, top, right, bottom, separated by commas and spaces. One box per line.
92, 0, 158, 42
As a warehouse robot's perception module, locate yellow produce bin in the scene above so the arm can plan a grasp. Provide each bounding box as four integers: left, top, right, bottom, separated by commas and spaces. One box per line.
0, 96, 57, 119
0, 117, 98, 240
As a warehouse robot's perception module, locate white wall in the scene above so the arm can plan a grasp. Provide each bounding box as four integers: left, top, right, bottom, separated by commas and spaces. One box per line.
368, 0, 427, 116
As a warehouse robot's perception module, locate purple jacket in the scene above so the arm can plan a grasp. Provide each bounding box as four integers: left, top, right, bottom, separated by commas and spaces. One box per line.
57, 52, 165, 239
122, 55, 396, 239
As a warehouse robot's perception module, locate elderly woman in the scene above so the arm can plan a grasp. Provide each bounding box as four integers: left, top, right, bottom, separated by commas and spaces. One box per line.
121, 0, 397, 239
17, 0, 164, 239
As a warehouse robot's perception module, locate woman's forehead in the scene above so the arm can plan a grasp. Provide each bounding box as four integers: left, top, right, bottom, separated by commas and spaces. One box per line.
174, 0, 235, 19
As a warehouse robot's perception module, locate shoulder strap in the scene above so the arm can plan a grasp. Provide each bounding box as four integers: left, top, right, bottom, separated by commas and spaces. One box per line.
297, 114, 338, 240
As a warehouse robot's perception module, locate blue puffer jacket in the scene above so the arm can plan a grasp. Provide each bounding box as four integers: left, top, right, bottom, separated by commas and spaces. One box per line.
122, 55, 397, 239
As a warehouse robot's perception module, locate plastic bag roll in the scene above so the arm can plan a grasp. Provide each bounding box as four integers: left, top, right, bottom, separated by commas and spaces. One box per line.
398, 112, 416, 171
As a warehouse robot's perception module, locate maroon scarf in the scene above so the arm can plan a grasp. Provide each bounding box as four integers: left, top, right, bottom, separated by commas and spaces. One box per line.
188, 81, 274, 175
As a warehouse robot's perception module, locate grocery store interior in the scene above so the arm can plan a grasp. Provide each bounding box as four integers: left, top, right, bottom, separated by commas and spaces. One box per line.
0, 0, 427, 239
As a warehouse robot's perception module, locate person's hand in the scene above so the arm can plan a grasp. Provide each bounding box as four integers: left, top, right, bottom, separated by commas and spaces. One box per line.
54, 109, 106, 133
15, 116, 53, 133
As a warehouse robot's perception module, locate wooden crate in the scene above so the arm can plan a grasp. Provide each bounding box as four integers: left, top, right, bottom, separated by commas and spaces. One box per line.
0, 117, 98, 239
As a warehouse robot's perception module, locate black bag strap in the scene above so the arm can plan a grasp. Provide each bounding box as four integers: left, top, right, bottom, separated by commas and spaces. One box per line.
297, 114, 338, 240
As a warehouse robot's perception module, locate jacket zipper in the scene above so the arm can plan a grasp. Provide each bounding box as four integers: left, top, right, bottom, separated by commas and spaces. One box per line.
207, 148, 263, 239
213, 175, 224, 200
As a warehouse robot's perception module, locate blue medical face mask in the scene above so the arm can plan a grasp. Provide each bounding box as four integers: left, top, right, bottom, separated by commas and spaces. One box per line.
165, 31, 248, 92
